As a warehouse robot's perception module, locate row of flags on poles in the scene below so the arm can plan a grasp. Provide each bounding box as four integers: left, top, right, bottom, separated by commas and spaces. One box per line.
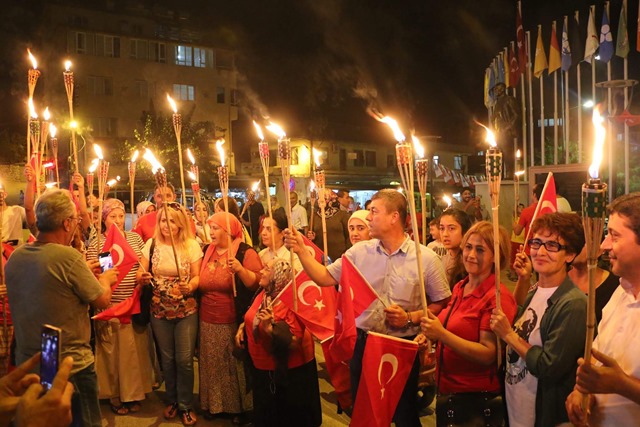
484, 0, 634, 107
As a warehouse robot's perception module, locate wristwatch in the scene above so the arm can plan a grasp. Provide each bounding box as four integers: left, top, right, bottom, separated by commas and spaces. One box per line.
405, 310, 415, 329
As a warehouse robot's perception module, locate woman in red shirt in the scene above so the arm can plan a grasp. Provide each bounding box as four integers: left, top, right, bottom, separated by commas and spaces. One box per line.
236, 258, 321, 427
419, 221, 518, 426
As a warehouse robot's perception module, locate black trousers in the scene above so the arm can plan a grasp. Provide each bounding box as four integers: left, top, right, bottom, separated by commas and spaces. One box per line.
350, 329, 421, 427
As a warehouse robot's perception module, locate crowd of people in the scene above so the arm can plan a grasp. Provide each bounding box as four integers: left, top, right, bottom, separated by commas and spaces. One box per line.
0, 171, 639, 427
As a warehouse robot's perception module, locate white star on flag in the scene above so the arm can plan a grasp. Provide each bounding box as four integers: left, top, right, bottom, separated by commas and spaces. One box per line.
314, 299, 325, 311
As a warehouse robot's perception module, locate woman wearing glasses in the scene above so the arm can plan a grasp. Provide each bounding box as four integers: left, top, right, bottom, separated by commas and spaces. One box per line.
136, 202, 203, 426
198, 211, 262, 424
490, 212, 587, 427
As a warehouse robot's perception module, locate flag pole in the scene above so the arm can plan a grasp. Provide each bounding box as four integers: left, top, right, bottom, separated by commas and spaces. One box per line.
564, 16, 570, 163
539, 26, 546, 167
552, 21, 559, 165
605, 2, 613, 202
576, 11, 583, 164
527, 31, 535, 168
624, 1, 630, 194
515, 38, 528, 177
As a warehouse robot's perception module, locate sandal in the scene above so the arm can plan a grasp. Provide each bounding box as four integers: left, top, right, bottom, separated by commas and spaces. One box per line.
181, 409, 197, 426
110, 399, 129, 416
163, 402, 179, 419
126, 401, 142, 413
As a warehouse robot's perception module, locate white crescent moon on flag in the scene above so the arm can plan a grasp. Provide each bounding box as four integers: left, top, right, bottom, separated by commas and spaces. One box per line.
540, 201, 557, 213
111, 244, 125, 267
378, 353, 398, 386
297, 280, 322, 306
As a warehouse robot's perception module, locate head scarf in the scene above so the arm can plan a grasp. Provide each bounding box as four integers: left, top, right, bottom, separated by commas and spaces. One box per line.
102, 198, 125, 222
348, 209, 370, 229
267, 258, 292, 299
136, 200, 153, 218
202, 212, 244, 273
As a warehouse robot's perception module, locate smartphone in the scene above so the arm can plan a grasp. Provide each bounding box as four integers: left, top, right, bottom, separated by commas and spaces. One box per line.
99, 252, 113, 272
40, 325, 61, 392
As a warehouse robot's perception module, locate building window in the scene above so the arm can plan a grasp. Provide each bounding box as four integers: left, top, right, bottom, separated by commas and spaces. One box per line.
230, 89, 239, 106
365, 150, 377, 167
96, 35, 120, 57
291, 147, 299, 166
75, 32, 87, 54
454, 155, 463, 170
194, 47, 208, 68
353, 150, 364, 167
216, 87, 225, 104
150, 42, 166, 63
134, 80, 148, 98
92, 117, 117, 137
130, 39, 148, 60
175, 45, 193, 66
87, 76, 113, 96
173, 84, 194, 101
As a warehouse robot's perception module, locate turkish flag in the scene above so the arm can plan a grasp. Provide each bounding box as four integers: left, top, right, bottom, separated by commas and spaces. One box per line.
92, 285, 141, 324
102, 225, 140, 290
351, 332, 419, 427
276, 271, 337, 341
523, 172, 558, 246
509, 44, 520, 87
320, 337, 353, 411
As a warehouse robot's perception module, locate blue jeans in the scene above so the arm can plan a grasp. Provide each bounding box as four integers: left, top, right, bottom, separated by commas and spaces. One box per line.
69, 363, 101, 427
151, 313, 198, 410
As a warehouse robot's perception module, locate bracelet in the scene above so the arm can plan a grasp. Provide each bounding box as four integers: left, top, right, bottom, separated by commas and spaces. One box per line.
405, 310, 415, 329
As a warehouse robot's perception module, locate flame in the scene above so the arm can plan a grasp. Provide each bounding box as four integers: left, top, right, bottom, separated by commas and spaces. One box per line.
515, 170, 525, 177
516, 149, 522, 159
88, 158, 99, 173
253, 121, 265, 141
443, 195, 452, 208
43, 107, 50, 121
143, 148, 164, 173
42, 162, 54, 169
64, 60, 72, 72
590, 106, 606, 179
106, 176, 121, 187
266, 121, 286, 140
45, 182, 58, 189
251, 180, 261, 192
49, 123, 57, 138
312, 148, 323, 167
27, 49, 37, 69
131, 150, 139, 163
28, 98, 38, 119
188, 171, 197, 181
93, 144, 104, 160
215, 139, 226, 167
476, 122, 497, 147
376, 116, 405, 142
166, 94, 178, 113
187, 148, 195, 165
411, 134, 425, 159
309, 180, 316, 192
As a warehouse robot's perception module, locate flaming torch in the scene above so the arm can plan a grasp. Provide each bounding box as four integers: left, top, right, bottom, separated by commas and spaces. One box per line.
167, 95, 187, 206
50, 124, 59, 186
254, 121, 277, 256
580, 106, 608, 415
28, 100, 41, 198
94, 144, 109, 252
26, 50, 40, 162
443, 195, 452, 209
376, 115, 428, 312
312, 148, 330, 264
514, 149, 523, 219
413, 135, 429, 245
309, 180, 317, 235
144, 149, 183, 281
187, 148, 200, 207
63, 60, 79, 172
40, 107, 50, 166
266, 121, 297, 310
86, 159, 98, 198
216, 139, 236, 296
129, 150, 139, 229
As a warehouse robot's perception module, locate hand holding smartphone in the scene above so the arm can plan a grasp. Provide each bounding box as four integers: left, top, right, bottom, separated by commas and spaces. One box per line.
40, 324, 61, 392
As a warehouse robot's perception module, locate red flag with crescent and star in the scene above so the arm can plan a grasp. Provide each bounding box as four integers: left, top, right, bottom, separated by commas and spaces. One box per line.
102, 224, 139, 290
351, 332, 418, 427
92, 285, 142, 324
523, 172, 558, 251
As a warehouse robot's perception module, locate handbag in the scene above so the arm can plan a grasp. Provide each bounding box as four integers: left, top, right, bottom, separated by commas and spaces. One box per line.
132, 239, 155, 326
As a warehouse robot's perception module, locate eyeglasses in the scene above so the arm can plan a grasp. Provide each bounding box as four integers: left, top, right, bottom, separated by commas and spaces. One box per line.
165, 202, 183, 211
527, 238, 567, 253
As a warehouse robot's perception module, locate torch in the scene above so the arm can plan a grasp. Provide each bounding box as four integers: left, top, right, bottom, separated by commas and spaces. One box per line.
129, 150, 139, 230
0, 181, 6, 369
144, 149, 183, 281
312, 149, 330, 264
28, 100, 40, 197
187, 148, 200, 208
86, 158, 98, 199
514, 149, 522, 219
50, 124, 60, 186
309, 180, 317, 235
581, 106, 608, 415
39, 108, 50, 185
377, 115, 428, 312
26, 50, 40, 162
442, 195, 452, 209
105, 176, 121, 195
266, 122, 298, 310
254, 121, 277, 257
413, 135, 429, 246
94, 144, 109, 253
167, 95, 187, 206
216, 139, 236, 296
63, 61, 79, 172
481, 122, 504, 368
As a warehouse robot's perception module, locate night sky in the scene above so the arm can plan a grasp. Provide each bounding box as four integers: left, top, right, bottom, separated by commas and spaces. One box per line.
1, 0, 637, 159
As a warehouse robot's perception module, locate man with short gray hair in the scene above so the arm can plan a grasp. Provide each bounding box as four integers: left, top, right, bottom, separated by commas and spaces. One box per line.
6, 189, 118, 427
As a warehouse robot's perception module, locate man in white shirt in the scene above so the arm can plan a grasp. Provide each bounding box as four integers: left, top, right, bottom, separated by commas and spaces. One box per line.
0, 185, 27, 246
290, 191, 308, 235
566, 192, 640, 426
